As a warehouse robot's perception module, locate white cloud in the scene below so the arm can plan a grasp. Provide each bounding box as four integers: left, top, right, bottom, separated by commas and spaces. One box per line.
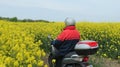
0, 0, 84, 12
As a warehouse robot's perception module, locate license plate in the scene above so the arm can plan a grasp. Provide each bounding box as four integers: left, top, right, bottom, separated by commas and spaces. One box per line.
87, 65, 93, 67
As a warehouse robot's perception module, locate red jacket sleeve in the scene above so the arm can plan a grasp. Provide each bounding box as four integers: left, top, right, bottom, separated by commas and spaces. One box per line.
57, 31, 66, 41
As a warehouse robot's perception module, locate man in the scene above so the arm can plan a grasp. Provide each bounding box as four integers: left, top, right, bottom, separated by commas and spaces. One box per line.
49, 18, 80, 67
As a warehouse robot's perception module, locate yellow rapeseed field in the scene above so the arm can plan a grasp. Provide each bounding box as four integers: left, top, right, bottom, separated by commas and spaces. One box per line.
0, 20, 120, 67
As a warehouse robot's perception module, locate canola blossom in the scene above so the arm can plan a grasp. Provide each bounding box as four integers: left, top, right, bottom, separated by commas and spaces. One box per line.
0, 20, 47, 67
0, 20, 120, 67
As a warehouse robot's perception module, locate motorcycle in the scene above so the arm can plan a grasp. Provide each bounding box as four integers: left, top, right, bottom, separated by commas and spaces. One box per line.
48, 35, 99, 67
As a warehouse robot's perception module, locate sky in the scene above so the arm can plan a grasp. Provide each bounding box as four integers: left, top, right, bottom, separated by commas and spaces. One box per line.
0, 0, 120, 22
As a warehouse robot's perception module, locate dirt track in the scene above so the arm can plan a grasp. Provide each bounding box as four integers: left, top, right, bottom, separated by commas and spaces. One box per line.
90, 55, 120, 67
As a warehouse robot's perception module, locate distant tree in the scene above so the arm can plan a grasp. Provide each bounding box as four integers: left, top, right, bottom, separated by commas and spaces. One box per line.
36, 20, 49, 23
0, 17, 2, 19
2, 17, 9, 20
9, 17, 17, 22
0, 16, 51, 23
26, 19, 34, 22
21, 19, 34, 22
22, 19, 27, 22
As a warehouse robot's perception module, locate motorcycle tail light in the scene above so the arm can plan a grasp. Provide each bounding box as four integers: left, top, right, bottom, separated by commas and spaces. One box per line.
83, 56, 89, 62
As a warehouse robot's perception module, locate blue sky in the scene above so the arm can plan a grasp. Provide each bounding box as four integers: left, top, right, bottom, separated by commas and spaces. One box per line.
0, 0, 120, 22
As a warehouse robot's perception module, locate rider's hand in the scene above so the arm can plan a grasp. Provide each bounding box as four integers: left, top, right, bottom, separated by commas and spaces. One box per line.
51, 40, 55, 45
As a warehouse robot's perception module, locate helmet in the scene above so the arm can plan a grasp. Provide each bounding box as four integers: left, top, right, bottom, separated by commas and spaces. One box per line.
64, 17, 76, 26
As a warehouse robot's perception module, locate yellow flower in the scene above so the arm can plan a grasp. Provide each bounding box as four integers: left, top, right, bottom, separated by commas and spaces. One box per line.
14, 61, 19, 67
103, 54, 107, 57
4, 57, 11, 64
42, 51, 46, 57
21, 43, 26, 49
41, 50, 46, 57
44, 64, 48, 67
52, 59, 56, 63
38, 60, 44, 66
28, 64, 32, 67
118, 56, 120, 59
16, 53, 23, 61
115, 48, 118, 51
36, 50, 41, 57
0, 64, 5, 67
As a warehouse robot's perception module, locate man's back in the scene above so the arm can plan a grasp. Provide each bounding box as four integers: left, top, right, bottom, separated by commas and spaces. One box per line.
53, 26, 80, 56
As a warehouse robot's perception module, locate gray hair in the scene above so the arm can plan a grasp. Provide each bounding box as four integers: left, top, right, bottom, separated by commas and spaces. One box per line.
64, 17, 76, 26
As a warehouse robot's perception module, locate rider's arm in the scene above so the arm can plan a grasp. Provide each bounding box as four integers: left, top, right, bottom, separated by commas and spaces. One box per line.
52, 31, 66, 49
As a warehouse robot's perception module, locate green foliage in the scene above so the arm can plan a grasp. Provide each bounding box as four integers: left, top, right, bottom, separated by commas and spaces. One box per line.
0, 16, 50, 22
9, 17, 17, 22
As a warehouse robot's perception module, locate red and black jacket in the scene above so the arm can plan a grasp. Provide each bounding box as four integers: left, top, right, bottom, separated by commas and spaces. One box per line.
52, 26, 80, 56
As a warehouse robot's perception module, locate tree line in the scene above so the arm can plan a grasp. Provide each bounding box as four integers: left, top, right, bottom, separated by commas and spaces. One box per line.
0, 16, 50, 23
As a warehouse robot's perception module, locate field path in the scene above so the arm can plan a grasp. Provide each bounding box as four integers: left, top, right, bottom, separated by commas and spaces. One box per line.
90, 55, 120, 67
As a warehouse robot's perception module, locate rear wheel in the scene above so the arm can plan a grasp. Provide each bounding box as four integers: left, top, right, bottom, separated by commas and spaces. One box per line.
81, 62, 93, 67
64, 63, 86, 67
64, 64, 75, 67
79, 63, 86, 67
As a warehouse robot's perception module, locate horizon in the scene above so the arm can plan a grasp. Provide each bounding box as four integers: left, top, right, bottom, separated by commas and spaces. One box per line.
0, 16, 120, 23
